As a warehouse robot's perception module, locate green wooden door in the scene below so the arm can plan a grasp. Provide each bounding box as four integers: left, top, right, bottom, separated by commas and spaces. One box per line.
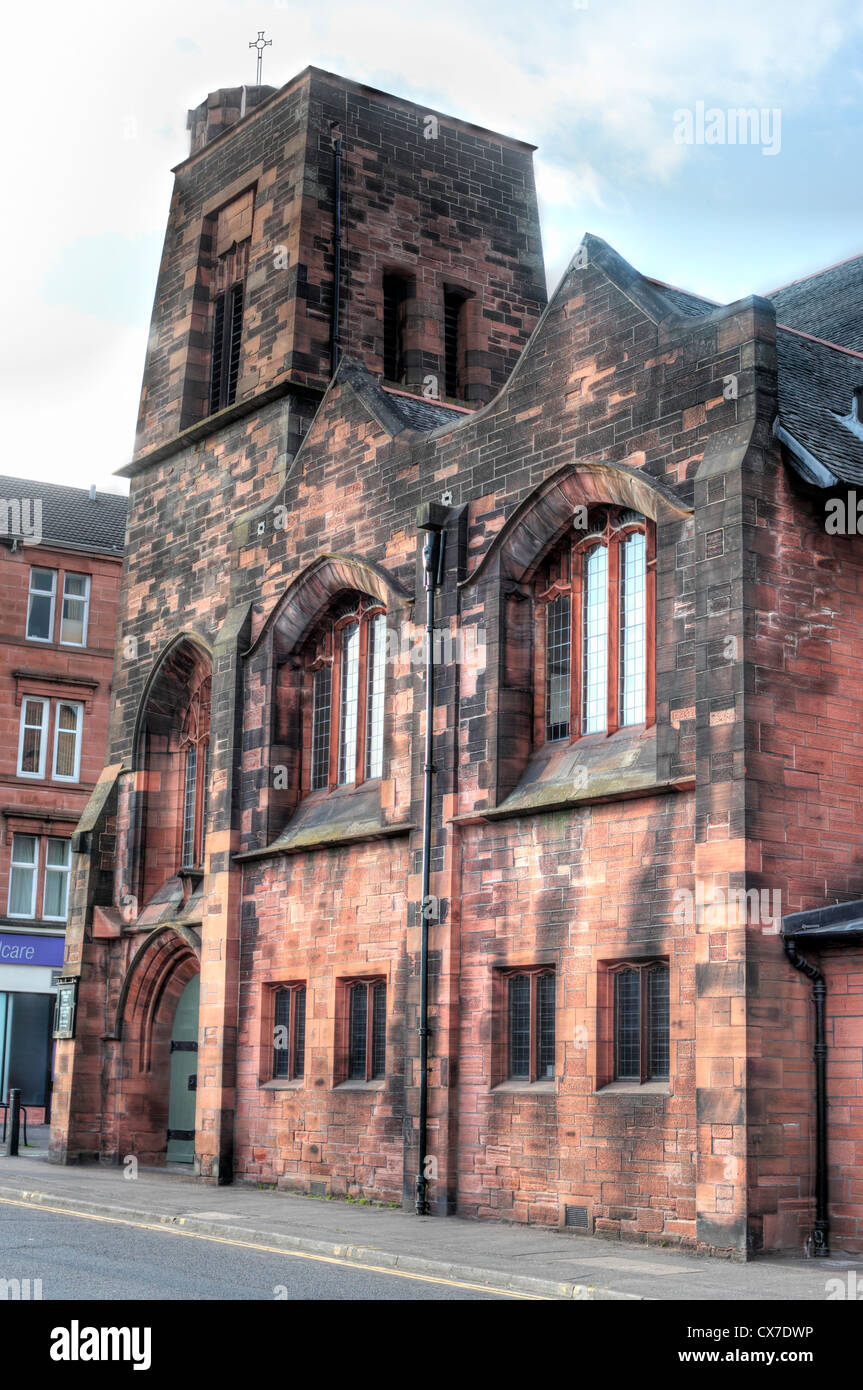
166, 974, 199, 1163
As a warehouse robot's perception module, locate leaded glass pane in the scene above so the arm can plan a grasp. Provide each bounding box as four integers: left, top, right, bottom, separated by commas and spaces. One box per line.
365, 614, 387, 779
310, 665, 332, 790
338, 623, 360, 785
581, 544, 608, 733
647, 964, 670, 1080
508, 973, 530, 1078
348, 982, 367, 1078
182, 744, 197, 866
273, 988, 291, 1080
371, 981, 386, 1078
545, 595, 571, 741
614, 968, 641, 1080
293, 987, 306, 1079
537, 972, 555, 1078
619, 531, 646, 726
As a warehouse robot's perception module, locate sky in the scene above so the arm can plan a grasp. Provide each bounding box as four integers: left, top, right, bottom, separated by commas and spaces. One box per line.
4, 0, 863, 494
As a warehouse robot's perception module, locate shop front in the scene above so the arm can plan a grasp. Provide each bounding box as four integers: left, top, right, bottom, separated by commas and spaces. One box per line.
0, 929, 65, 1124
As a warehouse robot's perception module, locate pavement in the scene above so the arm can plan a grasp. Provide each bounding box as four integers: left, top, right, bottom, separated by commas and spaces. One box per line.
0, 1130, 858, 1301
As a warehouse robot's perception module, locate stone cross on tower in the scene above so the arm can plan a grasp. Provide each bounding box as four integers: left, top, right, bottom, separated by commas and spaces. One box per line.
249, 30, 272, 85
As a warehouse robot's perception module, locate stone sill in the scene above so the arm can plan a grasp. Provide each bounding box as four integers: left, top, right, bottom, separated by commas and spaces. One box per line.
234, 820, 415, 863
0, 920, 66, 935
452, 776, 694, 825
335, 1080, 386, 1092
259, 1079, 304, 1091
594, 1082, 671, 1098
492, 1081, 556, 1095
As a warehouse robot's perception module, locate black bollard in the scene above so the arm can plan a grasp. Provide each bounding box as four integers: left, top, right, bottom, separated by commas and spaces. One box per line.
7, 1088, 20, 1156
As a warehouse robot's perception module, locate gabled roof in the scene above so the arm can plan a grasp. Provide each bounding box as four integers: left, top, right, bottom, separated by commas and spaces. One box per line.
335, 361, 473, 437
0, 475, 128, 553
581, 236, 863, 490
768, 255, 863, 354
578, 236, 721, 327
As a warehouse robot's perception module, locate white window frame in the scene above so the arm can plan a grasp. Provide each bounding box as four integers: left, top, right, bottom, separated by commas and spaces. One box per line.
52, 701, 84, 782
59, 572, 91, 647
7, 835, 39, 919
16, 697, 48, 779
42, 838, 72, 922
26, 567, 57, 643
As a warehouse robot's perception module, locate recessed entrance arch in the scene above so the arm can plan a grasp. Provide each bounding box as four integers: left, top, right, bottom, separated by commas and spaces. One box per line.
114, 925, 201, 1165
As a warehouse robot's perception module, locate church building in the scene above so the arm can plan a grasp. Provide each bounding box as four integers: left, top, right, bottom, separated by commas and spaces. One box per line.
50, 65, 863, 1259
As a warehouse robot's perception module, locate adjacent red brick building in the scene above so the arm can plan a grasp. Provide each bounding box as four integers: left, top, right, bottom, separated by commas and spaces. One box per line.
0, 477, 126, 1122
50, 66, 863, 1259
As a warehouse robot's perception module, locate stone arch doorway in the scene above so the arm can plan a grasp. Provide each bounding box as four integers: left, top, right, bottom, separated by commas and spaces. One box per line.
114, 925, 201, 1165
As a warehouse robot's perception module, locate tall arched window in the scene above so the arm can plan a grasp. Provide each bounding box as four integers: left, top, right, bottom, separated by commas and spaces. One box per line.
305, 595, 387, 792
535, 507, 654, 744
179, 677, 211, 868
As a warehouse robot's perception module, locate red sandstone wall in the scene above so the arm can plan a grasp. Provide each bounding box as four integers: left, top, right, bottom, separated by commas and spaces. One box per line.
746, 458, 863, 1253
456, 795, 697, 1239
235, 843, 409, 1198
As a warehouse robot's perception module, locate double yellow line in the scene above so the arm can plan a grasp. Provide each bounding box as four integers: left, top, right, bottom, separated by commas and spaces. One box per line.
0, 1194, 546, 1299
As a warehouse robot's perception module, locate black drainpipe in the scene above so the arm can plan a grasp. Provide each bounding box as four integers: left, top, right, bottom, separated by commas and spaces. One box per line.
781, 899, 863, 1255
414, 504, 447, 1216
330, 123, 343, 374
783, 937, 830, 1256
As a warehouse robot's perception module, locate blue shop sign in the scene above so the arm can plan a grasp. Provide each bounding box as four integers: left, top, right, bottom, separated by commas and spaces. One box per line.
0, 933, 65, 967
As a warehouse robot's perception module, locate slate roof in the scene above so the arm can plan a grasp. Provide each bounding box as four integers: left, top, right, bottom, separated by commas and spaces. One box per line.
381, 390, 470, 431
0, 475, 128, 552
643, 278, 717, 318
768, 255, 863, 354
775, 330, 863, 486
336, 360, 474, 437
